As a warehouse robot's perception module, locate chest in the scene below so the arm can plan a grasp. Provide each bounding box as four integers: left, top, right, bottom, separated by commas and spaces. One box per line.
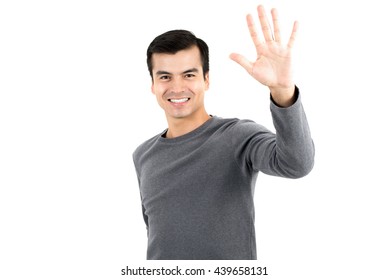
138, 138, 238, 211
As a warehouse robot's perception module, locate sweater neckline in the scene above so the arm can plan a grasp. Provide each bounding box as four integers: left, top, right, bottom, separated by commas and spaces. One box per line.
158, 116, 217, 144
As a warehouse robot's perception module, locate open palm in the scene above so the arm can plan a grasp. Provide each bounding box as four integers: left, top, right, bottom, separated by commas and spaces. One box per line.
230, 6, 298, 92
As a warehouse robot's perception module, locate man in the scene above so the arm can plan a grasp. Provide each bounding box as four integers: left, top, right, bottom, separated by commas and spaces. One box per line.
133, 5, 314, 260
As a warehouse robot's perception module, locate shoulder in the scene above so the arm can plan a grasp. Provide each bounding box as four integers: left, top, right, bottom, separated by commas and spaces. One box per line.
214, 116, 268, 131
132, 131, 164, 162
211, 116, 272, 139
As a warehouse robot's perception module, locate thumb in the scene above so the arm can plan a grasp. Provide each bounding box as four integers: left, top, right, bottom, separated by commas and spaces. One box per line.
229, 53, 253, 74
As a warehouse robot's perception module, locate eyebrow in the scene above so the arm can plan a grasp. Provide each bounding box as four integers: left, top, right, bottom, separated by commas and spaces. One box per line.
183, 68, 199, 74
155, 68, 199, 76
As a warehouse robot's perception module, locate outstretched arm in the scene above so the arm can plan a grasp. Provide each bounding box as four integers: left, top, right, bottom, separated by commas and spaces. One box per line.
230, 5, 298, 107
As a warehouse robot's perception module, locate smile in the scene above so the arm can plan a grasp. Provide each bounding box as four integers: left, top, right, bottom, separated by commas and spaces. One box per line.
168, 98, 190, 103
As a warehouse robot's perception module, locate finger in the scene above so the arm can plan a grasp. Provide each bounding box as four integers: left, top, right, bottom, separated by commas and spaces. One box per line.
257, 5, 273, 42
271, 8, 281, 43
229, 53, 253, 75
287, 20, 299, 49
246, 14, 262, 50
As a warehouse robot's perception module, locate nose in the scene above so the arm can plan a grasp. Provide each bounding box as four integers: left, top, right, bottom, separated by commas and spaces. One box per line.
170, 77, 186, 93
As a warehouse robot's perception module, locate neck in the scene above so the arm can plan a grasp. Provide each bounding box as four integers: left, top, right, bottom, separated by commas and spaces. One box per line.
165, 112, 211, 138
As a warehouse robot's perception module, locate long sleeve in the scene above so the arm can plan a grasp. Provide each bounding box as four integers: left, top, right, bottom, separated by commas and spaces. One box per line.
232, 86, 315, 178
132, 98, 314, 259
133, 157, 149, 230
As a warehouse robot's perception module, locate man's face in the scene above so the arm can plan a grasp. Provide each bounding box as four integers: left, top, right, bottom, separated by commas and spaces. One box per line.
151, 46, 209, 122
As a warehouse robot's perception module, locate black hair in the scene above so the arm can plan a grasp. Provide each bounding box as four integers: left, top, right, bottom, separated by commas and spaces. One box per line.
146, 30, 209, 80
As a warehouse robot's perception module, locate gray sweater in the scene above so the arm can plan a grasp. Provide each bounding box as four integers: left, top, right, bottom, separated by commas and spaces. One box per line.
133, 88, 314, 260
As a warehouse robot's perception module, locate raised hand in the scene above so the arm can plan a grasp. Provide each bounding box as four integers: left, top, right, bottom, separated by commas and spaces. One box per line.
230, 5, 298, 107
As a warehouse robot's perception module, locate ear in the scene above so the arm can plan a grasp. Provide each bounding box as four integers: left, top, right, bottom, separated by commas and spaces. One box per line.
151, 81, 155, 95
204, 72, 210, 90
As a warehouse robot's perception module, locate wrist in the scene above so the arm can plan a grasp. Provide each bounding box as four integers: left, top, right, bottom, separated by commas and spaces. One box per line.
270, 85, 296, 107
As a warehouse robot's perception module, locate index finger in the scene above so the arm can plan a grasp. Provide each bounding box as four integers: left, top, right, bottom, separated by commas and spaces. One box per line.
246, 13, 262, 50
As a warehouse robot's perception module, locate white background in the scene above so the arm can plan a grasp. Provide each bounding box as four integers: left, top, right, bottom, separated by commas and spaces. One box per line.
1, 0, 388, 279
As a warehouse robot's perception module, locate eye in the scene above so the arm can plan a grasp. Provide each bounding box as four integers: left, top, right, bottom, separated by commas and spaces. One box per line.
185, 73, 195, 78
159, 75, 171, 80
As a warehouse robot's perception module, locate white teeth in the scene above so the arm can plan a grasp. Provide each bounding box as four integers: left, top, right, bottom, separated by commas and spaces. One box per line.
169, 98, 189, 103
